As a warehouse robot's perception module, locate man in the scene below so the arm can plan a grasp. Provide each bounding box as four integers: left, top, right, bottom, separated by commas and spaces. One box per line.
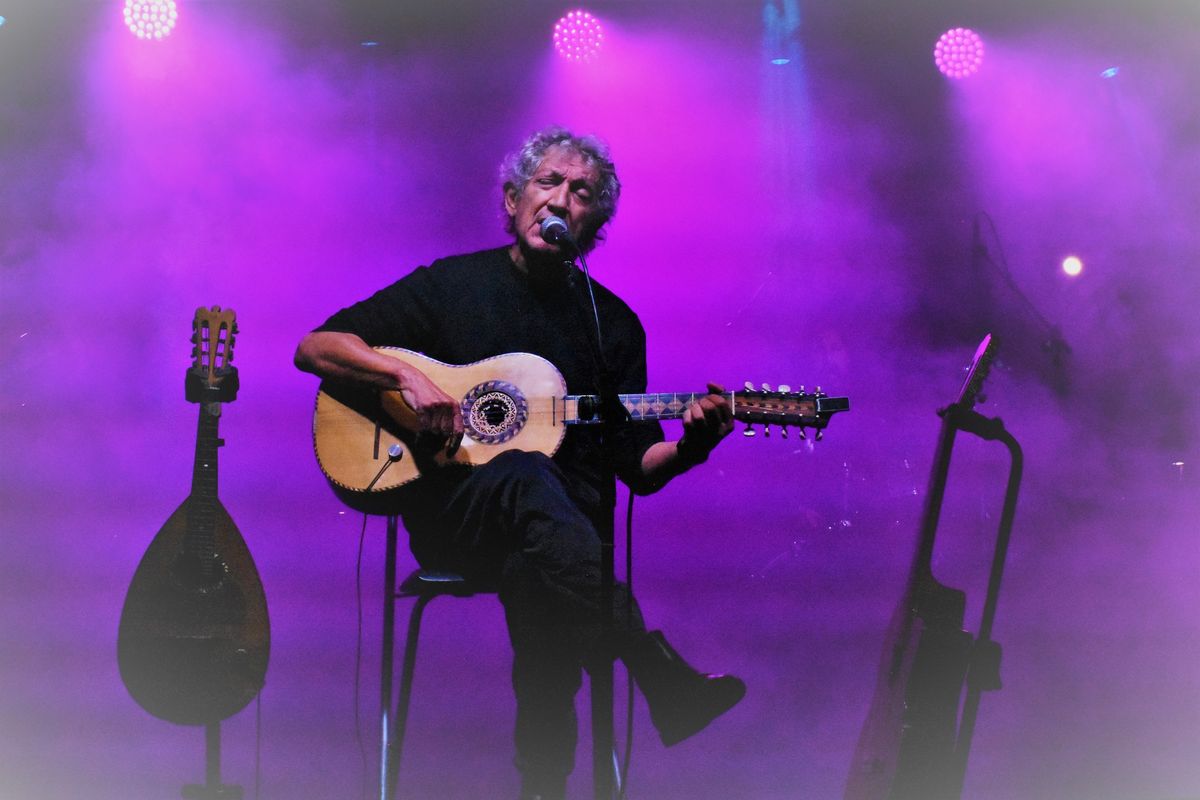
295, 126, 745, 799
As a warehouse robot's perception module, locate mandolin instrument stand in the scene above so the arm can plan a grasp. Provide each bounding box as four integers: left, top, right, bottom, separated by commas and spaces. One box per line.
180, 721, 243, 799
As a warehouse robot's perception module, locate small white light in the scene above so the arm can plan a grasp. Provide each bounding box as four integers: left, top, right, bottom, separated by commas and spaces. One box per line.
1062, 255, 1083, 277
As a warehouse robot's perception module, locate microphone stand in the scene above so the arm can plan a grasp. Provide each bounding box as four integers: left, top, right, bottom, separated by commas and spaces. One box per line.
558, 237, 624, 800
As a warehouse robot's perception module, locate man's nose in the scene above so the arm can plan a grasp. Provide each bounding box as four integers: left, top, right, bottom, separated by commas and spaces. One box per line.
546, 184, 570, 216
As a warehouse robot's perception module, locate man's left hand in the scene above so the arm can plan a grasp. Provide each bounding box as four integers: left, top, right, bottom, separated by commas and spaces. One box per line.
676, 382, 734, 466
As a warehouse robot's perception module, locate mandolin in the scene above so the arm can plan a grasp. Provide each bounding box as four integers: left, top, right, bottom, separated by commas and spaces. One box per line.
843, 335, 998, 800
117, 306, 270, 726
311, 347, 850, 494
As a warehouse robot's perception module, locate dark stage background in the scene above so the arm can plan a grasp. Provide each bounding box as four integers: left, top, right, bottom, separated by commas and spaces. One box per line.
2, 1, 1198, 798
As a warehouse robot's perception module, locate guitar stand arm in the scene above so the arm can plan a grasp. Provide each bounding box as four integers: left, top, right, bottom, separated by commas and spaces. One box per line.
945, 408, 1024, 796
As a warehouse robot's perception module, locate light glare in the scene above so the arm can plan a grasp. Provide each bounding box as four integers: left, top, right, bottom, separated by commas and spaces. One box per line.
1062, 256, 1083, 277
123, 0, 178, 41
554, 10, 604, 63
934, 27, 985, 79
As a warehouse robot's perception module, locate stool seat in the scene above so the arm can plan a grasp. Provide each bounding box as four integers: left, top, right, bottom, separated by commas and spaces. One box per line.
397, 568, 492, 597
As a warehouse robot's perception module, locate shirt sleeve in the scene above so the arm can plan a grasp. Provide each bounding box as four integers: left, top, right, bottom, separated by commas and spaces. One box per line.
313, 265, 442, 353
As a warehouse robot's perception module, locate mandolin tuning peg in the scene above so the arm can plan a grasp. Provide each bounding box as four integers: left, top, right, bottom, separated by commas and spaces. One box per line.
761, 383, 772, 392
798, 429, 807, 440
744, 381, 755, 391
815, 385, 823, 395
815, 429, 824, 442
778, 384, 791, 393
743, 424, 756, 437
763, 424, 770, 437
781, 425, 789, 439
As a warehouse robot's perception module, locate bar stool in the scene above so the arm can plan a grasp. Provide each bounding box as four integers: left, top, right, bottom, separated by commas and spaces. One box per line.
382, 563, 496, 800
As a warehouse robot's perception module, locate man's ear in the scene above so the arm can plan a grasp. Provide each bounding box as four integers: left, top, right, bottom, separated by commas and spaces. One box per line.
503, 183, 518, 216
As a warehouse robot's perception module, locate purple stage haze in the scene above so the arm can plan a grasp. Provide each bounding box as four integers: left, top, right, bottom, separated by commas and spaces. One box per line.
1, 2, 1197, 799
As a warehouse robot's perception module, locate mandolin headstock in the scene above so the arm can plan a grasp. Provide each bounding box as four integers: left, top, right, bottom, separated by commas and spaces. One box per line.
186, 306, 239, 404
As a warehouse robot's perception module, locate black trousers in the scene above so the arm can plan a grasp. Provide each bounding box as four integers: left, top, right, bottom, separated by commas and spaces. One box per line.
400, 450, 645, 795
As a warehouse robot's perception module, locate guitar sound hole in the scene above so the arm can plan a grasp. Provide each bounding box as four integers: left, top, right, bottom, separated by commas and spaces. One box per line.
480, 398, 510, 427
462, 381, 528, 444
171, 554, 228, 594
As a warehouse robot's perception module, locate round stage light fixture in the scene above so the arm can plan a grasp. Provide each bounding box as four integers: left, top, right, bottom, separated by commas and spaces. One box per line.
123, 0, 178, 41
553, 10, 605, 63
1062, 255, 1083, 277
934, 27, 984, 79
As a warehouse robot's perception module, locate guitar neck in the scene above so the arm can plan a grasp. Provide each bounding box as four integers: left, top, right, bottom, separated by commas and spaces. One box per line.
563, 392, 733, 424
186, 403, 221, 563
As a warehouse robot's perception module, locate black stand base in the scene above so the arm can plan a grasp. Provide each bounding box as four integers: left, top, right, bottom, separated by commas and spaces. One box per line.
181, 722, 243, 800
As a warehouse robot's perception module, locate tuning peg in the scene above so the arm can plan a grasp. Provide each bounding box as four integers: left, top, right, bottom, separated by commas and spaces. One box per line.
798, 429, 807, 440
743, 424, 756, 437
778, 384, 791, 393
798, 385, 806, 394
815, 429, 824, 442
815, 385, 823, 395
761, 383, 772, 392
744, 381, 755, 392
780, 426, 788, 439
763, 424, 771, 437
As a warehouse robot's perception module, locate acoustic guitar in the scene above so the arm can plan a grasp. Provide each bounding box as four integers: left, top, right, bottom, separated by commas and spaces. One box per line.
843, 334, 997, 800
312, 348, 850, 494
117, 307, 270, 726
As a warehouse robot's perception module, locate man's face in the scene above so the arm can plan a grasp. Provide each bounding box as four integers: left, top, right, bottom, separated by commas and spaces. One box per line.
505, 145, 601, 262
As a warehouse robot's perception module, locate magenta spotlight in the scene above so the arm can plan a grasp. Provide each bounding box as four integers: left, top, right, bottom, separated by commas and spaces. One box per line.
934, 27, 984, 79
553, 10, 605, 63
123, 0, 178, 41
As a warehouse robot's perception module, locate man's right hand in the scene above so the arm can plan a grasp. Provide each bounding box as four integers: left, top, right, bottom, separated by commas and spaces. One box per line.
391, 362, 464, 441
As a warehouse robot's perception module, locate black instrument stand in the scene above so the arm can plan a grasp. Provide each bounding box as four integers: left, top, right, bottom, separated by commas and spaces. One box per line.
180, 722, 243, 800
942, 404, 1022, 797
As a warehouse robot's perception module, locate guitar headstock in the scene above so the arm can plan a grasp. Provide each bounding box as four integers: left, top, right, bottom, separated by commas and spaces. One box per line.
955, 334, 996, 409
734, 382, 850, 440
186, 306, 239, 404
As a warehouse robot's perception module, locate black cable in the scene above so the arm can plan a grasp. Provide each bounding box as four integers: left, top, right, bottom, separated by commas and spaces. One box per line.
618, 489, 636, 799
976, 211, 1058, 335
354, 512, 370, 800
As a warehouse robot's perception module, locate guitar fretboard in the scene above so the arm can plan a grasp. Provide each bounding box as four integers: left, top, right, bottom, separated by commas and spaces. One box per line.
186, 403, 221, 570
562, 392, 735, 424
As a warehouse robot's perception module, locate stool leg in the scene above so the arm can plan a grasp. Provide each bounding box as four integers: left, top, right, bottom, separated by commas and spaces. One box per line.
387, 595, 433, 800
379, 515, 400, 800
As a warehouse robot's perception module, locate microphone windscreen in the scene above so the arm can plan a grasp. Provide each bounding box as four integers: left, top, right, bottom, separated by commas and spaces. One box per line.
539, 216, 570, 244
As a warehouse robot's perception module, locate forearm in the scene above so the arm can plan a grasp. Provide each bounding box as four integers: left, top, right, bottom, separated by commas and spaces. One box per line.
294, 331, 406, 391
633, 439, 708, 495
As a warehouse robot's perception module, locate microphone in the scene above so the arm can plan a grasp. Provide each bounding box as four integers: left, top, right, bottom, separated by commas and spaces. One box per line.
539, 216, 577, 251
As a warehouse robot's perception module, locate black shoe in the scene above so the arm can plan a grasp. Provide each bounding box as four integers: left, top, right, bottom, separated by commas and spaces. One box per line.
624, 630, 747, 747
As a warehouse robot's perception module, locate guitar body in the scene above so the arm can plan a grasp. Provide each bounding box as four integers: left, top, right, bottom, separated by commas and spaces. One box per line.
314, 349, 568, 493
844, 582, 972, 800
118, 495, 270, 726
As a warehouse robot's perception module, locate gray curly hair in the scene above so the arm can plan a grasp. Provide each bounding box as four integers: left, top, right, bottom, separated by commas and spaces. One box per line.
499, 125, 621, 253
